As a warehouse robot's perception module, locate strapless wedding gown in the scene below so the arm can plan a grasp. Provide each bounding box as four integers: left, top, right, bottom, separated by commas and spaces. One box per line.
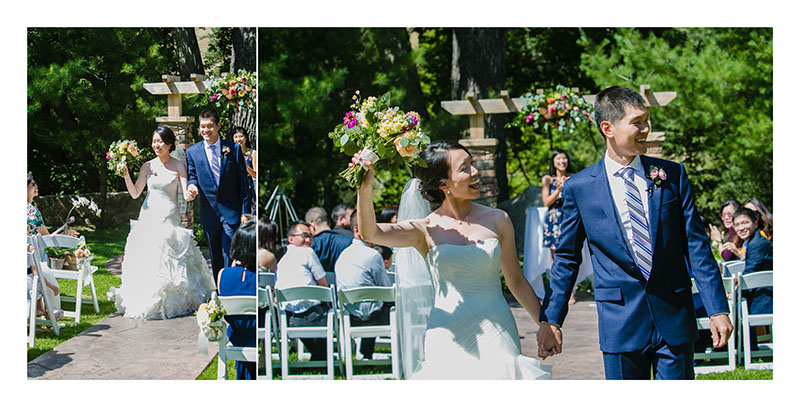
108, 168, 215, 320
410, 238, 551, 379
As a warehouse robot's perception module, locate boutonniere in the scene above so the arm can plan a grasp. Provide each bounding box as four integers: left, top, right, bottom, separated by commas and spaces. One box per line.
647, 165, 667, 196
221, 146, 231, 156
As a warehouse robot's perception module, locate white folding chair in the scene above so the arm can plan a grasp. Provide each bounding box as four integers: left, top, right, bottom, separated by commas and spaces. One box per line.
258, 271, 276, 288
275, 285, 337, 379
336, 286, 398, 380
27, 250, 61, 347
691, 277, 737, 374
216, 295, 259, 380
738, 271, 773, 370
31, 234, 99, 323
721, 260, 746, 278
258, 285, 281, 379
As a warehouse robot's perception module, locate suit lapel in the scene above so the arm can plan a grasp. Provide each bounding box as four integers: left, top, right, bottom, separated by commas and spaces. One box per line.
589, 159, 634, 261
641, 156, 663, 254
219, 140, 230, 176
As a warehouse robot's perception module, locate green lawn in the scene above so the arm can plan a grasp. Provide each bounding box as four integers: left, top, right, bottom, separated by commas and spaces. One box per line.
27, 226, 126, 362
696, 367, 772, 380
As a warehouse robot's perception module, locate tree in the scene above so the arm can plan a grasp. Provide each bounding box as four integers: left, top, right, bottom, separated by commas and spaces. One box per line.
578, 28, 773, 219
28, 28, 176, 226
232, 27, 256, 72
451, 28, 510, 201
171, 28, 205, 77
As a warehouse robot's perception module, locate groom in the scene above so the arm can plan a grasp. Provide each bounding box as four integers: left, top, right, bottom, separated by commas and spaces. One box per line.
537, 86, 733, 379
186, 108, 252, 286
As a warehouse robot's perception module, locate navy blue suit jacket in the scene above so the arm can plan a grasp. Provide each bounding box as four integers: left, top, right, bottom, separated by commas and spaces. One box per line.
540, 155, 729, 353
742, 232, 773, 315
185, 139, 250, 227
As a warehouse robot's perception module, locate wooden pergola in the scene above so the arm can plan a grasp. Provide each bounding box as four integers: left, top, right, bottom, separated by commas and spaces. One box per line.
441, 85, 676, 204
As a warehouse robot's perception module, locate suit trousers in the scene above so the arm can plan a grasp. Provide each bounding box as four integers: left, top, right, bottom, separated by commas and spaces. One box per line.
204, 216, 238, 286
349, 302, 393, 359
602, 327, 694, 380
287, 304, 329, 361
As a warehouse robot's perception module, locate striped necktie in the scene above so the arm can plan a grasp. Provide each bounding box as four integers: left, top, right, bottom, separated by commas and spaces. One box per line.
617, 166, 652, 280
209, 144, 221, 186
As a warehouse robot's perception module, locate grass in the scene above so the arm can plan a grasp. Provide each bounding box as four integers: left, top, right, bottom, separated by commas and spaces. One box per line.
196, 358, 237, 380
696, 366, 773, 380
27, 226, 125, 362
254, 341, 394, 380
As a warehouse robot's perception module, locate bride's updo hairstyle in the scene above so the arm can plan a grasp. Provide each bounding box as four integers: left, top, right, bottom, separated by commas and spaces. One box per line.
413, 139, 472, 205
154, 126, 177, 153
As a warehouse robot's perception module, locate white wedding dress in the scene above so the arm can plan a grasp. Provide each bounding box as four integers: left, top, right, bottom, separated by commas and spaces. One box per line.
409, 238, 551, 379
109, 167, 215, 320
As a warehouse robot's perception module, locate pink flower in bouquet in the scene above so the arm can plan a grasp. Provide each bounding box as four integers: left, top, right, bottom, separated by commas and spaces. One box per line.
650, 169, 659, 179
210, 94, 218, 102
240, 77, 247, 83
526, 113, 535, 123
658, 169, 667, 180
106, 152, 111, 160
343, 112, 358, 129
222, 146, 230, 156
403, 111, 421, 131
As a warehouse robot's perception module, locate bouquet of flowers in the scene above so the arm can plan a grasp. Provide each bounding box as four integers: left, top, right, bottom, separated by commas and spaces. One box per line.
329, 91, 430, 187
511, 85, 594, 134
196, 294, 226, 341
203, 69, 257, 112
106, 140, 144, 177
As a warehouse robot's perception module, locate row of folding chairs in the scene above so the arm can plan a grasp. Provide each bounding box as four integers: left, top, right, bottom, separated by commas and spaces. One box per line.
27, 233, 101, 347
258, 271, 399, 380
692, 260, 773, 373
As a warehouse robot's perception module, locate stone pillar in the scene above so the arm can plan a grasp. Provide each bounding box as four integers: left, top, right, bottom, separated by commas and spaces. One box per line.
156, 116, 196, 229
459, 138, 499, 207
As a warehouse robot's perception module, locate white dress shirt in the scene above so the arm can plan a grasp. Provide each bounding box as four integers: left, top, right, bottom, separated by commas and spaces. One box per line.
275, 245, 327, 314
604, 153, 650, 256
334, 239, 393, 320
203, 138, 222, 179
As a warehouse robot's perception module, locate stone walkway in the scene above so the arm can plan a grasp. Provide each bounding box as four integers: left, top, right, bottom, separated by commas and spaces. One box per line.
510, 291, 605, 379
28, 253, 217, 380
27, 314, 216, 379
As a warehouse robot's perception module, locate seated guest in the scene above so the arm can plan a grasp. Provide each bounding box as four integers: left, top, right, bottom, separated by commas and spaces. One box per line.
709, 199, 744, 261
331, 203, 355, 237
305, 207, 353, 272
734, 208, 773, 350
27, 174, 78, 237
334, 210, 394, 359
275, 220, 329, 361
743, 197, 773, 242
375, 244, 394, 272
217, 220, 258, 380
258, 218, 279, 272
379, 204, 399, 224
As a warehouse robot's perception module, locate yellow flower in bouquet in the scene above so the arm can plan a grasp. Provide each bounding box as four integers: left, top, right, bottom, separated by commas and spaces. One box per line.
329, 91, 430, 187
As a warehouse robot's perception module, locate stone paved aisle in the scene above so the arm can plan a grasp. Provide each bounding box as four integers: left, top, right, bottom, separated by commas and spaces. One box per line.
28, 314, 216, 380
510, 291, 605, 379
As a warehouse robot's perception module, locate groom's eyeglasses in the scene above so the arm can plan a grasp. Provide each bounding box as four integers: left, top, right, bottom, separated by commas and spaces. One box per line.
290, 233, 313, 239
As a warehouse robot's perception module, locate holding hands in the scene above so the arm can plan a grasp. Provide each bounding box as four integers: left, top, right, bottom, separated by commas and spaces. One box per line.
537, 323, 562, 360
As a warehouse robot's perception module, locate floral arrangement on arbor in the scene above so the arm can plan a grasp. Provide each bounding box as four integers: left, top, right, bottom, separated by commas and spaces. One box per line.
203, 69, 257, 112
511, 85, 594, 134
106, 140, 144, 177
329, 91, 430, 188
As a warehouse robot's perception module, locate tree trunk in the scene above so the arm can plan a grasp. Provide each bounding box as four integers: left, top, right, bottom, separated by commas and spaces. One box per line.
451, 28, 509, 202
172, 28, 205, 77
231, 27, 256, 73
228, 105, 257, 145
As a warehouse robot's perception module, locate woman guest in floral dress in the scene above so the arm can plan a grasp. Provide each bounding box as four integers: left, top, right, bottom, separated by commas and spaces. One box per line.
541, 149, 577, 304
231, 127, 257, 217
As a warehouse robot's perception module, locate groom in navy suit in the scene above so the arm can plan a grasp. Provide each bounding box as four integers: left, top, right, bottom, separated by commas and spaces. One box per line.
186, 108, 251, 286
537, 86, 733, 379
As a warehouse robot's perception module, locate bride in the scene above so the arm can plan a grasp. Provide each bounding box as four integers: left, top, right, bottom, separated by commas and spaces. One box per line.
108, 127, 215, 320
354, 140, 550, 379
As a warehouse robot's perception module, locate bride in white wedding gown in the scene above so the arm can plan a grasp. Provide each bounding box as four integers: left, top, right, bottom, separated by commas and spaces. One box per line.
354, 140, 550, 379
108, 127, 215, 320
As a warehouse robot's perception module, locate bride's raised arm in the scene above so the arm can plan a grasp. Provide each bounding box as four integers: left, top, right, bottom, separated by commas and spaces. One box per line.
123, 161, 150, 199
496, 210, 543, 327
356, 157, 428, 257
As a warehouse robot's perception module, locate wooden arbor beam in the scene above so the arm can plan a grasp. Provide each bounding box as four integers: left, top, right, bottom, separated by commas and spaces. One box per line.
143, 74, 207, 117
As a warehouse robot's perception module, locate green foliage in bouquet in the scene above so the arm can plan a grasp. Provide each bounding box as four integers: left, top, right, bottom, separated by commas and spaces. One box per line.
328, 91, 430, 188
